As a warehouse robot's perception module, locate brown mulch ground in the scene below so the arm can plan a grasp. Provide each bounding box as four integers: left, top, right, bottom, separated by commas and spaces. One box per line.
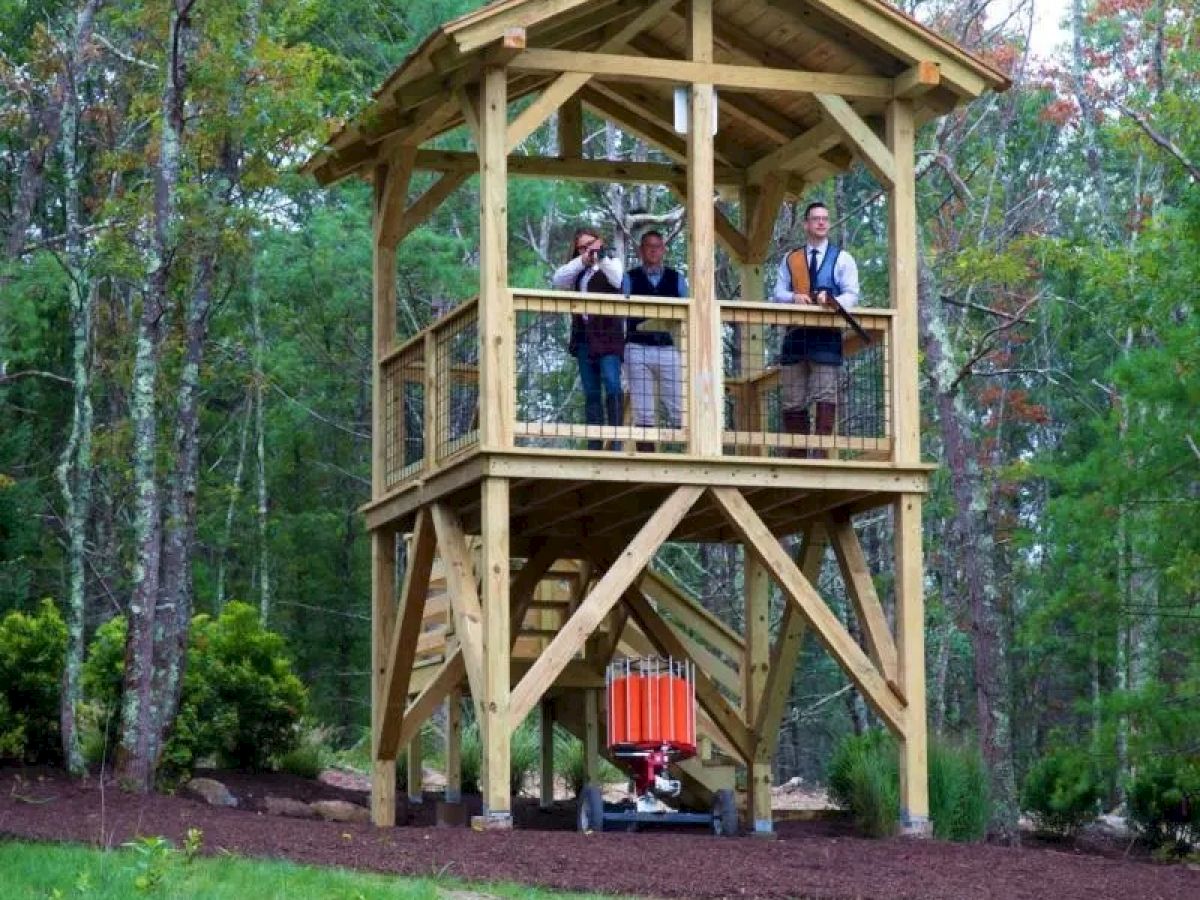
2, 767, 1198, 899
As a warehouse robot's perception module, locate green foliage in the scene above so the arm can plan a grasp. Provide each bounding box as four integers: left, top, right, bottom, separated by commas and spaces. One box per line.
829, 730, 991, 841
183, 602, 308, 771
1126, 755, 1200, 852
827, 730, 899, 838
276, 744, 323, 780
509, 716, 540, 795
0, 599, 66, 763
0, 838, 604, 899
122, 835, 177, 892
929, 740, 991, 842
1020, 748, 1104, 834
83, 603, 307, 779
553, 727, 624, 796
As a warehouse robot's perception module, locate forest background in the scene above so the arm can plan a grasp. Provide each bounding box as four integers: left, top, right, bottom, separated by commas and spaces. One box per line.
1, 0, 1197, 841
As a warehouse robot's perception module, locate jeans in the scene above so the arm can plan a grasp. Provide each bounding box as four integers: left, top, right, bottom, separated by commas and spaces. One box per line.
575, 346, 623, 449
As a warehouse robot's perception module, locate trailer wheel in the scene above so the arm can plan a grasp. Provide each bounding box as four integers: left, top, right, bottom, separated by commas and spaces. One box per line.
711, 789, 738, 837
578, 785, 605, 833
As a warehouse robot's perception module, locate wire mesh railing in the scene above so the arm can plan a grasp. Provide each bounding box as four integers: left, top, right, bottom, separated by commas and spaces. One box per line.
377, 298, 480, 491
721, 303, 894, 460
376, 294, 898, 495
513, 290, 690, 453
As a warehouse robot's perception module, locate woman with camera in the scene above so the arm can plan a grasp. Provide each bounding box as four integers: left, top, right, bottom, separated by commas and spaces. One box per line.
551, 228, 625, 450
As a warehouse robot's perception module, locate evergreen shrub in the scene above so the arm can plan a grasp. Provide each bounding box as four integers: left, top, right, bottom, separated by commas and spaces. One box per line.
82, 602, 308, 780
1126, 755, 1200, 852
929, 739, 990, 841
828, 729, 992, 840
827, 729, 899, 838
0, 599, 67, 763
1020, 748, 1103, 834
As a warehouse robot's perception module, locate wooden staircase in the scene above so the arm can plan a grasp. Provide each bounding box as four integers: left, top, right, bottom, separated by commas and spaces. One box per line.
406, 547, 748, 809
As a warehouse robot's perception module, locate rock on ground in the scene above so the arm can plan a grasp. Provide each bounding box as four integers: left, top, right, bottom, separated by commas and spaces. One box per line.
184, 778, 237, 808
310, 799, 370, 823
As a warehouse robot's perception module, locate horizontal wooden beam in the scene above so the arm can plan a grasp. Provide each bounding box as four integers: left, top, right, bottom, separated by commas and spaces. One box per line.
894, 61, 940, 99
510, 48, 896, 99
411, 148, 745, 187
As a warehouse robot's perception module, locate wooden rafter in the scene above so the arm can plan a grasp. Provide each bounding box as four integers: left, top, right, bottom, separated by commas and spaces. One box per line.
505, 0, 679, 151
506, 485, 703, 730
709, 487, 906, 733
814, 93, 895, 189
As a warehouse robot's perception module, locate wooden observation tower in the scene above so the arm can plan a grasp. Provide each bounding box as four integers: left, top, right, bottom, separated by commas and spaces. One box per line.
304, 0, 1008, 835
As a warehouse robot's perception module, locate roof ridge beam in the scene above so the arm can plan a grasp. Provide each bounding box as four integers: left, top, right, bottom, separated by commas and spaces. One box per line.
509, 47, 895, 99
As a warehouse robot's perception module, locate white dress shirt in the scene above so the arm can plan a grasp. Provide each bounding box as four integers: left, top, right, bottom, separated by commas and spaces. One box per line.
772, 240, 860, 308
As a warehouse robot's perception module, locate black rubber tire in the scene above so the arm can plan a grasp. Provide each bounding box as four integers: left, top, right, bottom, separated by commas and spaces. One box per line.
711, 788, 738, 837
577, 784, 605, 833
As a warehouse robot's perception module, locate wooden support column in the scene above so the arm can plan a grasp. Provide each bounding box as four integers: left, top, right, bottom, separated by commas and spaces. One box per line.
445, 689, 463, 803
478, 476, 512, 825
479, 66, 514, 451
895, 493, 930, 835
407, 734, 423, 804
370, 529, 397, 826
886, 98, 919, 464
558, 97, 583, 159
583, 688, 600, 785
372, 164, 400, 499
539, 698, 555, 809
687, 0, 721, 456
744, 550, 772, 834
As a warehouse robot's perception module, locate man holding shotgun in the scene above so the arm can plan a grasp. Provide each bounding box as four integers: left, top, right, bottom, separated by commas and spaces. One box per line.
771, 201, 862, 459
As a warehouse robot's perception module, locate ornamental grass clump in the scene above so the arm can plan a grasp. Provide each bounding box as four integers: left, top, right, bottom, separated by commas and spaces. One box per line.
828, 729, 991, 841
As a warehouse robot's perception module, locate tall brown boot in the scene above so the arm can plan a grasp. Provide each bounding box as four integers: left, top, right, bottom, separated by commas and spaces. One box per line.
635, 442, 655, 453
781, 408, 810, 459
810, 401, 837, 459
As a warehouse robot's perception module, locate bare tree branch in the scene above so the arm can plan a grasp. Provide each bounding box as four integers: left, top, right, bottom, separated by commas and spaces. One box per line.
1114, 101, 1200, 182
0, 368, 74, 387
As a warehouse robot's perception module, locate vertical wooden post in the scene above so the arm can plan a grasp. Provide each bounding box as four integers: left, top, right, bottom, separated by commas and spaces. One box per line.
744, 551, 772, 834
895, 493, 929, 835
370, 529, 397, 826
373, 165, 397, 498
423, 331, 438, 471
583, 688, 600, 785
886, 98, 919, 464
478, 476, 512, 826
539, 698, 556, 808
558, 97, 583, 160
479, 66, 514, 451
445, 689, 463, 803
687, 0, 721, 456
407, 734, 423, 805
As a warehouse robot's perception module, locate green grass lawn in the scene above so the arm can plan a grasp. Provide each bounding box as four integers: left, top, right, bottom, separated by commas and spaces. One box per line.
0, 837, 610, 899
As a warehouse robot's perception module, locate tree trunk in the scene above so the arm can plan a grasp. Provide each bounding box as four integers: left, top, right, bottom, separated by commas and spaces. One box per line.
216, 395, 252, 609
151, 255, 216, 766
253, 290, 272, 624
917, 258, 1018, 841
55, 0, 103, 777
117, 0, 189, 792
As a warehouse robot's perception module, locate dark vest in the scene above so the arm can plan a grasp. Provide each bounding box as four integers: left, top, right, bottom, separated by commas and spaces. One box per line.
625, 267, 681, 347
781, 245, 844, 366
567, 267, 625, 359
